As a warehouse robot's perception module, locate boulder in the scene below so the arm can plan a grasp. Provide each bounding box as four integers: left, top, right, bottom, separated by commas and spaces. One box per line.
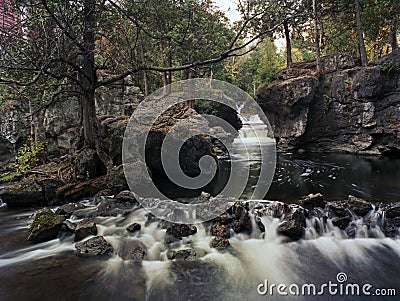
231, 202, 251, 233
166, 224, 197, 238
300, 193, 325, 210
117, 239, 147, 261
105, 165, 128, 191
73, 148, 107, 179
277, 209, 306, 240
211, 221, 231, 238
332, 216, 351, 230
386, 206, 400, 218
0, 177, 62, 207
27, 208, 65, 243
347, 196, 373, 216
115, 190, 137, 203
210, 237, 230, 250
75, 236, 114, 256
74, 219, 97, 241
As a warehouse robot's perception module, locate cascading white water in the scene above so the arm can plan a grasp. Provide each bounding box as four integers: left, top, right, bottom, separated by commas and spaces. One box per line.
1, 197, 399, 301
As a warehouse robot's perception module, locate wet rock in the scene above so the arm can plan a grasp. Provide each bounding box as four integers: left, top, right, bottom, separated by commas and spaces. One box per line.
386, 206, 400, 218
199, 191, 211, 202
74, 148, 106, 179
277, 209, 306, 240
167, 248, 207, 261
214, 213, 233, 225
210, 237, 230, 250
300, 193, 325, 210
166, 224, 197, 238
118, 239, 147, 261
348, 196, 373, 216
62, 220, 76, 233
0, 177, 62, 207
27, 208, 65, 243
55, 203, 85, 216
332, 216, 351, 230
327, 203, 349, 217
115, 190, 137, 203
346, 227, 356, 239
383, 220, 397, 238
105, 165, 128, 191
126, 223, 141, 233
75, 219, 97, 241
391, 217, 400, 227
75, 236, 114, 256
232, 202, 251, 233
211, 222, 231, 239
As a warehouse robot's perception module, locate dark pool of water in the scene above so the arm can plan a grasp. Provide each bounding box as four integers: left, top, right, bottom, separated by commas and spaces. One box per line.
217, 151, 400, 202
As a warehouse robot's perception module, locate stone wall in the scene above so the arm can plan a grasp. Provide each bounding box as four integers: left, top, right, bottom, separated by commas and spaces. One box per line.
257, 52, 400, 156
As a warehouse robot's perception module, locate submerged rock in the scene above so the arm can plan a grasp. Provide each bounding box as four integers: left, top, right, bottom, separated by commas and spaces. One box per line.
74, 219, 97, 241
27, 208, 65, 243
55, 202, 85, 216
167, 248, 207, 261
75, 236, 114, 256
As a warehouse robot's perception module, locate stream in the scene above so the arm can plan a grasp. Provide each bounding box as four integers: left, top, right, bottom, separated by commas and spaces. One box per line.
0, 114, 399, 300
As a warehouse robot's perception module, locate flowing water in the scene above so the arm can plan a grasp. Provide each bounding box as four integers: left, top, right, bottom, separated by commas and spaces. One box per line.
0, 115, 399, 300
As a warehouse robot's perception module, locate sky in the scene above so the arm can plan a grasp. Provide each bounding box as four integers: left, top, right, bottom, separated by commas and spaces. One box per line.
213, 0, 286, 51
213, 0, 241, 23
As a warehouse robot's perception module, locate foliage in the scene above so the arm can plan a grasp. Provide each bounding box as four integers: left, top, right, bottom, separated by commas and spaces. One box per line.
380, 60, 400, 73
16, 138, 46, 173
0, 172, 22, 184
224, 39, 285, 96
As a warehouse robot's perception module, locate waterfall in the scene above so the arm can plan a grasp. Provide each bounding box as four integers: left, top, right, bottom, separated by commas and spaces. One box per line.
0, 196, 6, 208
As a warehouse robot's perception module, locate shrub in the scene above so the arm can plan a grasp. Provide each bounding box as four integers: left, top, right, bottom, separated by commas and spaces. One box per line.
16, 138, 46, 173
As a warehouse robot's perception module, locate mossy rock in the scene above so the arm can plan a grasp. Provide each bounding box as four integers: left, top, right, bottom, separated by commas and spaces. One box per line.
28, 208, 65, 243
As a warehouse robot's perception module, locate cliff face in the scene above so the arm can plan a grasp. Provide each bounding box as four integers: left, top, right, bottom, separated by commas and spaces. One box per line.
257, 52, 400, 156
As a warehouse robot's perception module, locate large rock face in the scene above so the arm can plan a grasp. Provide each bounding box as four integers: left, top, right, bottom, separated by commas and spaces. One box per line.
257, 53, 400, 155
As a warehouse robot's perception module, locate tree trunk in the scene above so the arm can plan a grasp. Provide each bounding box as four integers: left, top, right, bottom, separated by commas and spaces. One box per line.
80, 0, 97, 149
80, 0, 113, 172
283, 20, 292, 68
389, 25, 398, 51
139, 39, 149, 96
312, 0, 322, 75
187, 68, 195, 108
354, 0, 368, 67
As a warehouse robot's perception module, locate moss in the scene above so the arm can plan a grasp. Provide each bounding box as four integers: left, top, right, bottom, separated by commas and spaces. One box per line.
29, 208, 64, 233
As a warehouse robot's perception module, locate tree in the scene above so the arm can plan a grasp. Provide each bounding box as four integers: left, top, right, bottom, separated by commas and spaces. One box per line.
0, 0, 281, 172
354, 0, 368, 66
